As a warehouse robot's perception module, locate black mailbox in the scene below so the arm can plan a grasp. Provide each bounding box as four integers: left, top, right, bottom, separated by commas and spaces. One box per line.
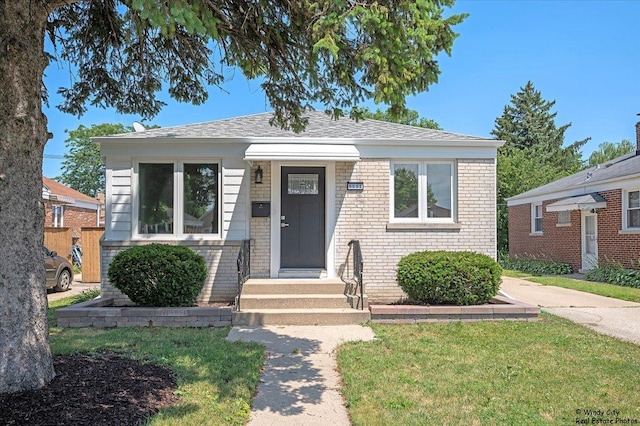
252, 201, 270, 217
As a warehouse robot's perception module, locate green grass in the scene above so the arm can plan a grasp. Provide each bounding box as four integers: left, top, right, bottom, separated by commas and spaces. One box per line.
525, 276, 640, 303
502, 270, 640, 303
501, 269, 532, 278
47, 289, 101, 327
48, 294, 264, 426
338, 317, 640, 425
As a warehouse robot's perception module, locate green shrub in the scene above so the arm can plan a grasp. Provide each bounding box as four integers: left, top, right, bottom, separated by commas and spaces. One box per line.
585, 262, 640, 288
499, 253, 572, 276
107, 244, 208, 307
397, 251, 502, 306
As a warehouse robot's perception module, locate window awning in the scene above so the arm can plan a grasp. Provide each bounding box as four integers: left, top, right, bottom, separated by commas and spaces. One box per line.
244, 144, 360, 161
546, 193, 607, 212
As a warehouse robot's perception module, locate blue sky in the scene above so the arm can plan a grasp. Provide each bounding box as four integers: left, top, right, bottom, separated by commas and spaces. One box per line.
43, 0, 640, 178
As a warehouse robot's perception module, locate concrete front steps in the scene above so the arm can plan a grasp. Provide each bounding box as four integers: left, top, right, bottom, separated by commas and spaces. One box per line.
233, 278, 370, 326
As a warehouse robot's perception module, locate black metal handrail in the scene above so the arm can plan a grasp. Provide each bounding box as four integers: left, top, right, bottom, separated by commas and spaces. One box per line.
340, 240, 364, 310
235, 239, 251, 311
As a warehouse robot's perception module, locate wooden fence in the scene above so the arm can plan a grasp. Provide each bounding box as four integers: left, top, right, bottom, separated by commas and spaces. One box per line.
44, 227, 72, 261
81, 227, 104, 283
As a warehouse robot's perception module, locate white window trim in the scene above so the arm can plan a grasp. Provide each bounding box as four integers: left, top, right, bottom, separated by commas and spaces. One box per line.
622, 188, 640, 230
132, 159, 222, 240
389, 160, 456, 224
531, 202, 543, 234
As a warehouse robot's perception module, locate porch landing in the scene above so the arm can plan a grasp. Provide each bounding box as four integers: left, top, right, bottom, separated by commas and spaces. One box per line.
233, 278, 370, 326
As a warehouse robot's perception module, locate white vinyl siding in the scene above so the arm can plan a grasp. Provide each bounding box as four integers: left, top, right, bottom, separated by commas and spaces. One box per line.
222, 159, 249, 240
106, 160, 133, 241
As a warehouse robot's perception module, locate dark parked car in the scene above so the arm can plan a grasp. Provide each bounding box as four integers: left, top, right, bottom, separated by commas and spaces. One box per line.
44, 246, 72, 292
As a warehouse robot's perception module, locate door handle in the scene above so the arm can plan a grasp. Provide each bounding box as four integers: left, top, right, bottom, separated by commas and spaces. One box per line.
280, 222, 289, 228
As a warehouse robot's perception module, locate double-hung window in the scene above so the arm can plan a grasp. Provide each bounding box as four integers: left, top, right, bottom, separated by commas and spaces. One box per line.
624, 189, 640, 230
136, 161, 219, 237
557, 210, 571, 225
531, 202, 543, 233
390, 161, 455, 223
52, 205, 64, 227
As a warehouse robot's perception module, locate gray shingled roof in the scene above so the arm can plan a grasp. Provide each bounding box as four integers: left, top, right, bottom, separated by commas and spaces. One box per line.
99, 110, 495, 142
508, 151, 640, 201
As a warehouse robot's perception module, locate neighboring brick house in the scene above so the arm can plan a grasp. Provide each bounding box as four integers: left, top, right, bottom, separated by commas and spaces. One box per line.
96, 111, 504, 305
43, 177, 102, 245
507, 122, 640, 272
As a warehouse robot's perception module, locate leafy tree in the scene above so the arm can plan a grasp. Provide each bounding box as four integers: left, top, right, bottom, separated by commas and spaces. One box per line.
492, 82, 588, 251
492, 81, 587, 173
361, 107, 442, 129
57, 123, 132, 197
496, 149, 557, 251
587, 140, 635, 167
0, 1, 466, 393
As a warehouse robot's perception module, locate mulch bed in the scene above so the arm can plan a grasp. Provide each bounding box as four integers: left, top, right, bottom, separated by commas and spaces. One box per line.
0, 351, 179, 426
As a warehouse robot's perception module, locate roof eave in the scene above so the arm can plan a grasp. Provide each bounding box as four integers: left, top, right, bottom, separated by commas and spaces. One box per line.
506, 172, 640, 206
94, 135, 504, 148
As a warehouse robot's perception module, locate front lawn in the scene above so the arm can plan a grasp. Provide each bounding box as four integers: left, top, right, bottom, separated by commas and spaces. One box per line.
48, 287, 640, 425
338, 317, 640, 425
48, 294, 264, 426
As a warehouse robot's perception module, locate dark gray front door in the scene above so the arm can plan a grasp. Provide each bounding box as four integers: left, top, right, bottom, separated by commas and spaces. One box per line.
281, 166, 325, 269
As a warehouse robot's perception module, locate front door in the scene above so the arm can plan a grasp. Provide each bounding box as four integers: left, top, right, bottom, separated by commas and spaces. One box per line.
581, 211, 598, 271
280, 166, 326, 269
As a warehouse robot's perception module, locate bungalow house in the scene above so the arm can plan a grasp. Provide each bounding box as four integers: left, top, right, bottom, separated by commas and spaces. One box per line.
95, 111, 503, 322
506, 122, 640, 273
43, 177, 102, 246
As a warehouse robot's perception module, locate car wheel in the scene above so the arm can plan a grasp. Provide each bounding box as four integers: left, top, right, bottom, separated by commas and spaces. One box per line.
54, 269, 71, 292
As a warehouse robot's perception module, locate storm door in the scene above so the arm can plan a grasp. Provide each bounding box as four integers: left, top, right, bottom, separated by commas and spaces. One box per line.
581, 211, 598, 271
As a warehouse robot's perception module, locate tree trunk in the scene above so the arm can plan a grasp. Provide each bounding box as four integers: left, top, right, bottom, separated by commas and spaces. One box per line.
0, 2, 55, 393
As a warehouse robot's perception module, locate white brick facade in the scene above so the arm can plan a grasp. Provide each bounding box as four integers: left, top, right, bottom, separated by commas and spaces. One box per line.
334, 159, 497, 303
199, 158, 495, 304
249, 161, 271, 277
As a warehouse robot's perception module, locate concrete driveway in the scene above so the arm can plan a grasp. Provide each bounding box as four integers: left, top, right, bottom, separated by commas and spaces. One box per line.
501, 276, 640, 345
47, 274, 100, 302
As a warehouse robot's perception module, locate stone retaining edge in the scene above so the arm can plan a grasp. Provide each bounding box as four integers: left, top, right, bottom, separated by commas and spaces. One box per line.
56, 298, 233, 328
369, 296, 540, 323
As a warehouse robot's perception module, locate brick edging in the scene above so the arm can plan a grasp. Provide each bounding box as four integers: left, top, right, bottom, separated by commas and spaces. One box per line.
369, 296, 540, 323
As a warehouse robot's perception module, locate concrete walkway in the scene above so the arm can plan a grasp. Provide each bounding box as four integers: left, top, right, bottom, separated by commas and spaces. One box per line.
227, 325, 375, 426
501, 276, 640, 344
47, 274, 100, 302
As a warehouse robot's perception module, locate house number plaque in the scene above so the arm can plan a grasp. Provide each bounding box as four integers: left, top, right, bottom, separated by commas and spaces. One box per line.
347, 182, 364, 191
